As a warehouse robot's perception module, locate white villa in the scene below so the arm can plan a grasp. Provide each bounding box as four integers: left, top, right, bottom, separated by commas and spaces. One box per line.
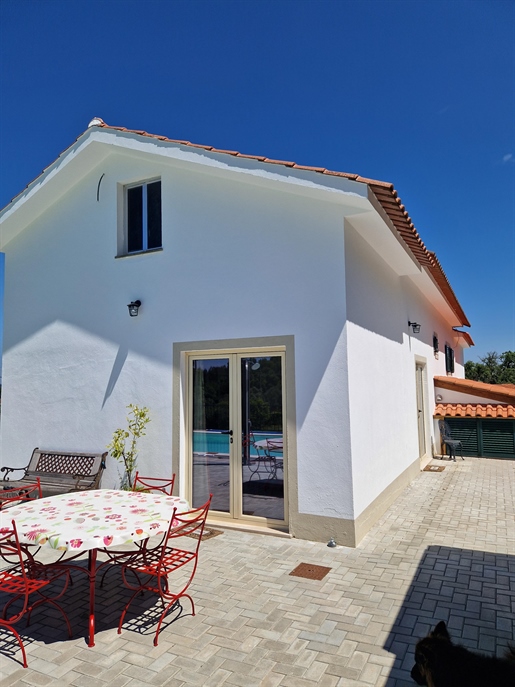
0, 118, 474, 546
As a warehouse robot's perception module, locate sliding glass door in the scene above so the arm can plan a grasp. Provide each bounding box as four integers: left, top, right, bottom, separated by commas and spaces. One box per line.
189, 352, 285, 525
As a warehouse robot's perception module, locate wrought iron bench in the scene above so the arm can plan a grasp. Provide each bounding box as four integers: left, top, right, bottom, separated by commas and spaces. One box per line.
1, 448, 108, 498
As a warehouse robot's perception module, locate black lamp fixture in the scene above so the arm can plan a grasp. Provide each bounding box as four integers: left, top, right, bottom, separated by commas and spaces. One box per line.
408, 320, 421, 334
127, 300, 141, 317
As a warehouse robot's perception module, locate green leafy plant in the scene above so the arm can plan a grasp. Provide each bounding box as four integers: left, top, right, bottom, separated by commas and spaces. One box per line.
107, 404, 150, 489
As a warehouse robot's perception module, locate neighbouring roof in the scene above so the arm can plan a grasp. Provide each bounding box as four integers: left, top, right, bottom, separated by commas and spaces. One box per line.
434, 376, 515, 404
435, 403, 515, 419
3, 118, 471, 328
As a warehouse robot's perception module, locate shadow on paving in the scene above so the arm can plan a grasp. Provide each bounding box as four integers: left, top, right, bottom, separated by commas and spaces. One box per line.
383, 545, 515, 686
69, 561, 194, 641
0, 560, 191, 667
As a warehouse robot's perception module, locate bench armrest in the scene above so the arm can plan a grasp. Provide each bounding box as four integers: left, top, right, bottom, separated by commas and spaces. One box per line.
0, 466, 28, 481
72, 472, 99, 487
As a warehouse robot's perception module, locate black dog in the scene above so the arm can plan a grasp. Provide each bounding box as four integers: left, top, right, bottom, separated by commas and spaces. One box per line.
411, 620, 515, 687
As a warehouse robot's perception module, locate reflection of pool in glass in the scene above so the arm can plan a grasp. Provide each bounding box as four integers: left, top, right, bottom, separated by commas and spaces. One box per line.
193, 430, 282, 457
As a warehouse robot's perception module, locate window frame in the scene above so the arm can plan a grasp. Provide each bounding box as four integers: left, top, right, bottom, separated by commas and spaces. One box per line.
445, 344, 455, 374
119, 177, 162, 257
433, 333, 439, 359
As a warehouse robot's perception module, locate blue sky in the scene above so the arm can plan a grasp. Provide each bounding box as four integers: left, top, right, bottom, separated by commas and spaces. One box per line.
0, 0, 514, 363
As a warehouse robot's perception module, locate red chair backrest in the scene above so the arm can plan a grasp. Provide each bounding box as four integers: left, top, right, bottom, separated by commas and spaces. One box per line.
132, 472, 176, 496
157, 495, 212, 570
166, 496, 212, 541
0, 478, 42, 510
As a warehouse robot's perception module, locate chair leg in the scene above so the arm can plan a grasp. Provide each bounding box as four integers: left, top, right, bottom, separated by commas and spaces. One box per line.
117, 588, 142, 635
3, 625, 28, 668
153, 593, 195, 646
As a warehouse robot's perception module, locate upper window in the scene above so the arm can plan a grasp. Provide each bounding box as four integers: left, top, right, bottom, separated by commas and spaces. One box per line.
433, 333, 439, 358
126, 179, 162, 254
445, 344, 455, 374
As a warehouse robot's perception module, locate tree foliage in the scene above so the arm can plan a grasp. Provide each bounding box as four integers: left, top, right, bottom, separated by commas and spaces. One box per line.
465, 351, 515, 385
192, 357, 283, 432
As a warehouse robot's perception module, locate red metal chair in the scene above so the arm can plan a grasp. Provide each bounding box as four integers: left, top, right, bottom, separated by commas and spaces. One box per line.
0, 520, 72, 667
0, 479, 42, 510
132, 472, 175, 495
0, 481, 43, 565
98, 473, 177, 587
117, 495, 212, 645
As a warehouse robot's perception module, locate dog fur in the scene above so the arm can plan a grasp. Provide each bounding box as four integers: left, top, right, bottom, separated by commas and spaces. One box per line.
411, 620, 515, 687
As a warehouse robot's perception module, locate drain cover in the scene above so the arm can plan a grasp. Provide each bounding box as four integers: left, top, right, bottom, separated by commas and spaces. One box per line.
424, 465, 445, 472
289, 562, 331, 580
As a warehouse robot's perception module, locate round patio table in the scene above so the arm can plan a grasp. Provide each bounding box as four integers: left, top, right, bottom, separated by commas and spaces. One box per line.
1, 489, 189, 647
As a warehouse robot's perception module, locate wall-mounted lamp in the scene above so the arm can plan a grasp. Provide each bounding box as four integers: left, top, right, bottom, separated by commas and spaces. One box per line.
436, 394, 443, 403
127, 300, 141, 317
408, 321, 421, 334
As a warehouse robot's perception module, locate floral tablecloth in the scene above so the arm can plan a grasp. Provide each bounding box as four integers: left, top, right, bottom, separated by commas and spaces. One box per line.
0, 489, 189, 553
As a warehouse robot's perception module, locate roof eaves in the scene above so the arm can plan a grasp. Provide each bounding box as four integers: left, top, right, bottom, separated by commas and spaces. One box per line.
452, 329, 474, 347
434, 376, 515, 403
428, 252, 471, 327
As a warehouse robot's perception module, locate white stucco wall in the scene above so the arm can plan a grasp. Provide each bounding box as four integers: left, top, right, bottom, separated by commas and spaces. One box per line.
343, 222, 467, 518
1, 150, 356, 517
434, 389, 501, 404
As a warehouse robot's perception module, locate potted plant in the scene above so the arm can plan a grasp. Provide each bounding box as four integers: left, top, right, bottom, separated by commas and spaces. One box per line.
107, 404, 150, 489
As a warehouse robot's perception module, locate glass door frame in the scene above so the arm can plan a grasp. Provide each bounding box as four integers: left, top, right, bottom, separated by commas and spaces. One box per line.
415, 359, 428, 461
185, 348, 288, 528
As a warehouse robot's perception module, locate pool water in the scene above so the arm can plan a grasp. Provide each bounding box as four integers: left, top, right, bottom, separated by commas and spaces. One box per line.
193, 430, 282, 457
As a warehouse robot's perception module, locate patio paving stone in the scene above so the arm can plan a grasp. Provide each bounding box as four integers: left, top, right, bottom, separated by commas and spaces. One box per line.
1, 456, 514, 686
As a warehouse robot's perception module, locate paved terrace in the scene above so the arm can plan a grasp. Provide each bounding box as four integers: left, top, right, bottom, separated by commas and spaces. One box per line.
1, 456, 514, 686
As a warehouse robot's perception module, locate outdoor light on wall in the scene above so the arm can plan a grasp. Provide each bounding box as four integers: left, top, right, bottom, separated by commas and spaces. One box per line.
127, 300, 141, 317
436, 394, 443, 402
408, 321, 421, 334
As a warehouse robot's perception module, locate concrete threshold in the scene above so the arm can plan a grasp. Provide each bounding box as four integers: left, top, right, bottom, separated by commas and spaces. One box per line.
207, 517, 292, 538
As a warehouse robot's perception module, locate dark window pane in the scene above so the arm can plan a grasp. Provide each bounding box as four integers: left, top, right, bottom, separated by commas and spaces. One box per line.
147, 181, 162, 249
445, 345, 455, 374
127, 186, 143, 252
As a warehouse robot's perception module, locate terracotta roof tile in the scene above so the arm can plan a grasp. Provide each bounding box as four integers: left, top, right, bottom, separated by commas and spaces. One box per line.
187, 143, 214, 150
211, 148, 240, 156
434, 376, 515, 403
3, 117, 471, 329
236, 153, 267, 161
427, 253, 470, 327
435, 403, 515, 419
292, 164, 327, 173
262, 158, 296, 167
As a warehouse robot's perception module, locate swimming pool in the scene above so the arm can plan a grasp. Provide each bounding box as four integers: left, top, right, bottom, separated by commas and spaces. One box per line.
193, 430, 282, 456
